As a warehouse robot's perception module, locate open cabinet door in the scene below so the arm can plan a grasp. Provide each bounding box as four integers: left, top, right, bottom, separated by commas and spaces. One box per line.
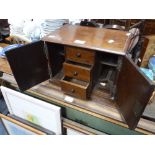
116, 55, 154, 129
5, 41, 50, 91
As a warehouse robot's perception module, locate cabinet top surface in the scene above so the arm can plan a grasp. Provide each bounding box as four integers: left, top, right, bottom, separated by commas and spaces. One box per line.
43, 25, 132, 55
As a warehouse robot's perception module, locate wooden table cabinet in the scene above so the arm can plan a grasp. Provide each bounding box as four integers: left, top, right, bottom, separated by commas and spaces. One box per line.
5, 25, 155, 130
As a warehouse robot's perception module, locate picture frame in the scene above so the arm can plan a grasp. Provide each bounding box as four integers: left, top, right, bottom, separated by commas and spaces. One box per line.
0, 117, 8, 135
63, 118, 107, 135
1, 86, 62, 134
0, 113, 47, 135
66, 128, 85, 135
8, 114, 55, 135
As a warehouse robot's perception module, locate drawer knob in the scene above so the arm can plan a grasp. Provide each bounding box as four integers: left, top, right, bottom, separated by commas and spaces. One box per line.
76, 53, 81, 57
71, 89, 75, 93
73, 71, 78, 76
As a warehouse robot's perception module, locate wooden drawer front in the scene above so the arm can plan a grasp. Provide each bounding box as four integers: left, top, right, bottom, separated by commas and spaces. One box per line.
63, 62, 92, 82
61, 77, 89, 100
65, 46, 95, 65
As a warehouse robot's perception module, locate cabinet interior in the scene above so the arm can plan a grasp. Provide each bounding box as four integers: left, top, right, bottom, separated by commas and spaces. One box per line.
47, 43, 119, 100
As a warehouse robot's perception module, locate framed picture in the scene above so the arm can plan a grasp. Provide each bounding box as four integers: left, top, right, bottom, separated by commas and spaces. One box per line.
1, 86, 62, 134
0, 113, 47, 135
8, 114, 55, 135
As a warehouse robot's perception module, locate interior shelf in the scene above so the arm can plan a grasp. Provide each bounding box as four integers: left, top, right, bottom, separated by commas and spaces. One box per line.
99, 52, 118, 67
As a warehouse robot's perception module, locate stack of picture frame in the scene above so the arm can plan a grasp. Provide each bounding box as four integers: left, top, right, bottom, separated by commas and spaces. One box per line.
0, 113, 54, 135
0, 86, 107, 135
0, 86, 62, 135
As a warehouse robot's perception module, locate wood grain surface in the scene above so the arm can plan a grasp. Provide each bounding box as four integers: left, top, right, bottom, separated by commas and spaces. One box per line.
116, 56, 154, 129
43, 25, 132, 55
65, 46, 95, 65
61, 77, 89, 99
63, 62, 93, 82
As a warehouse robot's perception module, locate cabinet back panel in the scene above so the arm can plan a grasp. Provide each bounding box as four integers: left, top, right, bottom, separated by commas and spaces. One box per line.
46, 42, 65, 77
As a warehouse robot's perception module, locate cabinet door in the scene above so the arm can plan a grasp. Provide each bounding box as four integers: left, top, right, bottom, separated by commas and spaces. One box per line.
116, 55, 154, 129
6, 41, 49, 91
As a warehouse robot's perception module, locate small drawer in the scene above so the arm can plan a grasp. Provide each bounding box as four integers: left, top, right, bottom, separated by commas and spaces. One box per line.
63, 62, 93, 82
60, 76, 90, 100
65, 46, 95, 65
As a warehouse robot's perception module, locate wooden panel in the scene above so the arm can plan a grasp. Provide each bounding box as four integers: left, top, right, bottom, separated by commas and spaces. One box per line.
5, 41, 49, 91
63, 62, 92, 82
43, 25, 132, 55
116, 56, 154, 129
65, 46, 95, 65
143, 20, 155, 35
65, 107, 143, 135
46, 42, 65, 77
60, 76, 89, 99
